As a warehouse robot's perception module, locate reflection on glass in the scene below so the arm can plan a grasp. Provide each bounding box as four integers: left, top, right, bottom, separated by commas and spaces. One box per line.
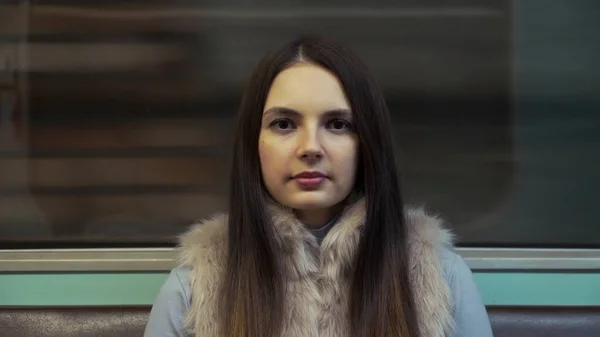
0, 0, 598, 248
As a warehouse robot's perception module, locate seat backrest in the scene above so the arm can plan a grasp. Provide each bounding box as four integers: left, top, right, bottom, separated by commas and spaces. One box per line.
488, 306, 600, 337
0, 306, 149, 337
1, 305, 600, 337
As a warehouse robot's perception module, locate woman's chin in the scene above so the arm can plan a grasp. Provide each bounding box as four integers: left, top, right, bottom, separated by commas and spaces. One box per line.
284, 192, 340, 210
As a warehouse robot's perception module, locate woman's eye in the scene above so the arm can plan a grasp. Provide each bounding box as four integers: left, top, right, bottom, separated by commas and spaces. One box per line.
327, 119, 352, 132
270, 118, 295, 131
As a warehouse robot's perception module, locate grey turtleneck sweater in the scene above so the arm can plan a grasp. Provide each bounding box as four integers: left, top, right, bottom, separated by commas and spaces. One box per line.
310, 216, 338, 245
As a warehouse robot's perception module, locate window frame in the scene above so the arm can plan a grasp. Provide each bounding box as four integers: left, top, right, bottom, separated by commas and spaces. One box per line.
1, 248, 600, 272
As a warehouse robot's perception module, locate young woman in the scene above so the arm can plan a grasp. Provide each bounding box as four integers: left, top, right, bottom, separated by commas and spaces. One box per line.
144, 36, 493, 337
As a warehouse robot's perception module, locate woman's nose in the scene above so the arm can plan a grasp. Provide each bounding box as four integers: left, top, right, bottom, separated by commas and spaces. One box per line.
297, 127, 323, 163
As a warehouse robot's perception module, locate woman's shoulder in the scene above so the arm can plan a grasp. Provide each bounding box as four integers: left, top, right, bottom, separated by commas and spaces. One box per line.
171, 265, 192, 294
172, 214, 229, 308
157, 265, 192, 305
440, 247, 470, 281
177, 213, 229, 267
439, 248, 494, 336
440, 248, 471, 284
144, 266, 194, 337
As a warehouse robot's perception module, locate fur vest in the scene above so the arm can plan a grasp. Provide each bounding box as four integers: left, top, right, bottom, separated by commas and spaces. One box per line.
178, 198, 455, 337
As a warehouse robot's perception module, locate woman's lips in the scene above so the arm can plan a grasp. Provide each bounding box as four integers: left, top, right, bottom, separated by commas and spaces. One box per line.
294, 176, 326, 188
292, 171, 327, 189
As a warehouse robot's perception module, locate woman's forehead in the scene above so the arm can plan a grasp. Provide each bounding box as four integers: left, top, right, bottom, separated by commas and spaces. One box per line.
263, 63, 351, 114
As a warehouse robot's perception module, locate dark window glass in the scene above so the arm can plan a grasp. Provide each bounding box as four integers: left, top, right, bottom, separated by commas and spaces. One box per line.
0, 0, 598, 248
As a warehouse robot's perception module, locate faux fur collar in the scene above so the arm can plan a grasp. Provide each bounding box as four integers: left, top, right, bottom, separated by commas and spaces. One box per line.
178, 198, 455, 337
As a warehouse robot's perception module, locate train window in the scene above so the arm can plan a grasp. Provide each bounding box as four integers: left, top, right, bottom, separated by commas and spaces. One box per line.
0, 0, 598, 249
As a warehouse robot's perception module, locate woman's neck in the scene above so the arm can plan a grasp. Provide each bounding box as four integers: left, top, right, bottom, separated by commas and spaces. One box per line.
295, 204, 343, 229
295, 211, 332, 229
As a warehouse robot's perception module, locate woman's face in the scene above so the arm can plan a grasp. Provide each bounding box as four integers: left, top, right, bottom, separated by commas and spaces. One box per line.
259, 62, 359, 227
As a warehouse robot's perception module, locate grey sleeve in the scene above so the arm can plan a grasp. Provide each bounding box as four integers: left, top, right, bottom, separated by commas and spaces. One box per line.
445, 252, 494, 337
144, 267, 192, 337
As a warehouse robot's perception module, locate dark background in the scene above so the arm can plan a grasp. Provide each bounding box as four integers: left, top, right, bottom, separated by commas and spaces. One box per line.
0, 0, 598, 248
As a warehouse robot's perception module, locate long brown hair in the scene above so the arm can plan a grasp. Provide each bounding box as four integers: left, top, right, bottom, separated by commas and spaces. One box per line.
220, 36, 420, 337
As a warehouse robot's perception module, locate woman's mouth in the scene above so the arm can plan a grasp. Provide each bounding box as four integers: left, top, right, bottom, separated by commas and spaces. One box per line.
292, 171, 327, 189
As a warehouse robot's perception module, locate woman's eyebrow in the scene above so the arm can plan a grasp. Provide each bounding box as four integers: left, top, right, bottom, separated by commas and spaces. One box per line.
323, 109, 353, 119
262, 107, 301, 118
263, 107, 352, 119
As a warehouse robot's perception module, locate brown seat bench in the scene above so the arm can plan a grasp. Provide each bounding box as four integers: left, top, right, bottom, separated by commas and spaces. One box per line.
1, 305, 599, 337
